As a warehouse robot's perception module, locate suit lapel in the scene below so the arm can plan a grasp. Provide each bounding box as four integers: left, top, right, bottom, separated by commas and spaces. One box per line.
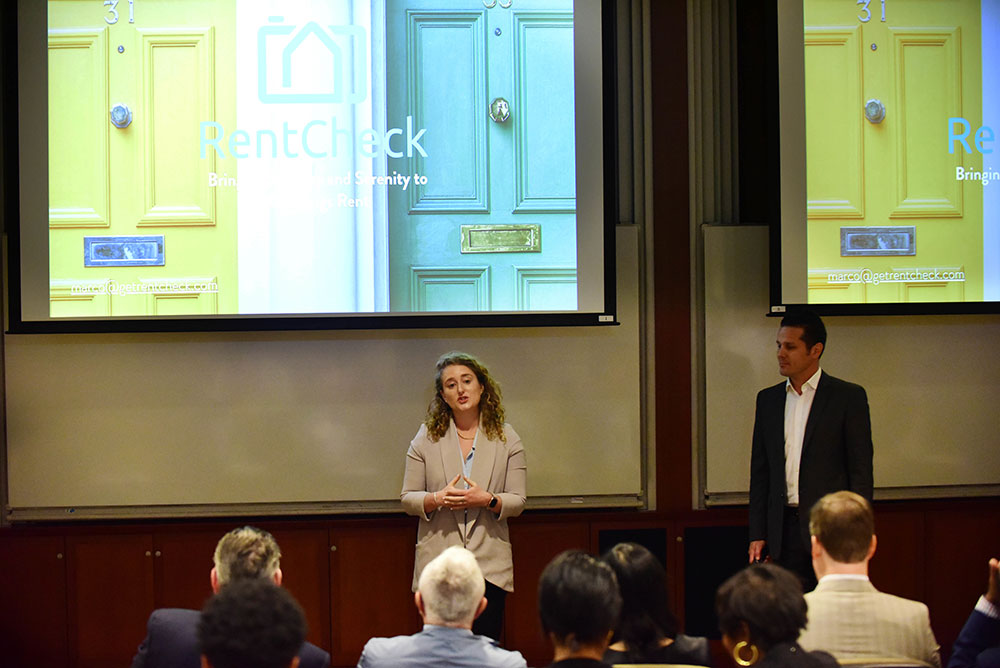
801, 371, 830, 459
439, 422, 465, 539
767, 382, 787, 457
467, 427, 497, 526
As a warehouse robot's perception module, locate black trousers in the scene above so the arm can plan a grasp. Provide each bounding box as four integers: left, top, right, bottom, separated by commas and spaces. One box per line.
472, 580, 507, 643
777, 505, 818, 592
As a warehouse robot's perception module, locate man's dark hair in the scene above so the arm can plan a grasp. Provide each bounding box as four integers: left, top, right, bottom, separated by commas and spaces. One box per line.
198, 578, 306, 668
809, 490, 875, 563
780, 310, 827, 354
716, 564, 807, 652
602, 542, 679, 662
538, 550, 622, 649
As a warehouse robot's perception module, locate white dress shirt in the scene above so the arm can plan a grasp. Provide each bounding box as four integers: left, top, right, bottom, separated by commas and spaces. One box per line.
784, 367, 822, 506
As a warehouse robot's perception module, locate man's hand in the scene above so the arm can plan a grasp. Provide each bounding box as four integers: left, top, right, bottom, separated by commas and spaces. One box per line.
986, 557, 999, 605
749, 540, 767, 564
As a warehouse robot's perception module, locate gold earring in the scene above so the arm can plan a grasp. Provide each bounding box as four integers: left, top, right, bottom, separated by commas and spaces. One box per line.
733, 640, 759, 667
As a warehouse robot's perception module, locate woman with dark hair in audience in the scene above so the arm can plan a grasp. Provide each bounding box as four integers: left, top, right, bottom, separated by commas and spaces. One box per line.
601, 542, 713, 666
716, 564, 839, 668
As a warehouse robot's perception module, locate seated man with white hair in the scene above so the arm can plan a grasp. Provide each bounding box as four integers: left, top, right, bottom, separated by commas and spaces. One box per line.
357, 546, 526, 668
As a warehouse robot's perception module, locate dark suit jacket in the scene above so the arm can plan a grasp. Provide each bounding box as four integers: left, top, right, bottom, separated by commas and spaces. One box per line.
130, 608, 330, 668
749, 371, 874, 558
949, 608, 1000, 668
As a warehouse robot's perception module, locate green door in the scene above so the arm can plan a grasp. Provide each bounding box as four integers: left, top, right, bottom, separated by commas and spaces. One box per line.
386, 0, 577, 312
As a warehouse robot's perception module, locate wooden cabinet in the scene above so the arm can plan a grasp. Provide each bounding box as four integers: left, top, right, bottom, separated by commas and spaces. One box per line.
0, 502, 996, 668
265, 527, 333, 654
0, 534, 69, 668
66, 533, 155, 668
152, 529, 220, 610
328, 523, 421, 666
505, 520, 591, 667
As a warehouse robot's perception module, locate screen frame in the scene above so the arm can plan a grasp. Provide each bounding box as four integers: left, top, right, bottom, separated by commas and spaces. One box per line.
3, 0, 619, 334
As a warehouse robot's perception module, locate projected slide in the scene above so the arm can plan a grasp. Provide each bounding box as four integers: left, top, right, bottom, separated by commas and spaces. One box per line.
803, 0, 1000, 304
46, 0, 578, 317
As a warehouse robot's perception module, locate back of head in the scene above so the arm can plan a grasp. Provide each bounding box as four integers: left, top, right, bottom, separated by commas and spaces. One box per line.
716, 564, 807, 652
538, 550, 622, 650
809, 490, 874, 563
213, 526, 281, 587
779, 309, 827, 353
198, 578, 306, 668
417, 546, 486, 626
602, 542, 678, 659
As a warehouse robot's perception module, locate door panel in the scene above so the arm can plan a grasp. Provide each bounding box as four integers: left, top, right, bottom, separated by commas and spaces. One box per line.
48, 29, 111, 228
137, 29, 218, 226
406, 13, 489, 213
329, 526, 420, 666
0, 535, 69, 668
67, 534, 155, 668
892, 28, 964, 217
513, 12, 575, 212
804, 27, 864, 218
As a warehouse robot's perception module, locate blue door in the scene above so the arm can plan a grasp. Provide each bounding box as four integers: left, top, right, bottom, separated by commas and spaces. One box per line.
386, 0, 577, 312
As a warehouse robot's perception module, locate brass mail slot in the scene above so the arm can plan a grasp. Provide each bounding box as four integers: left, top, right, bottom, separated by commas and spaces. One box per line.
461, 225, 541, 253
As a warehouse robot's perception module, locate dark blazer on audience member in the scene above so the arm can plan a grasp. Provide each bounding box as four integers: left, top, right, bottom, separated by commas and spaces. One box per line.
949, 608, 1000, 668
603, 633, 713, 666
756, 642, 839, 668
130, 608, 330, 668
749, 372, 874, 559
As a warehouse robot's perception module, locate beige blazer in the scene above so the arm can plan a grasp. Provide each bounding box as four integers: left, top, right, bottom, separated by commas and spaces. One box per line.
798, 577, 941, 668
401, 421, 526, 592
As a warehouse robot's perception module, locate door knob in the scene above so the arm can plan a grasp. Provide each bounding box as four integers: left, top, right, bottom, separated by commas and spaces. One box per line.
110, 103, 133, 129
489, 97, 510, 123
864, 99, 886, 124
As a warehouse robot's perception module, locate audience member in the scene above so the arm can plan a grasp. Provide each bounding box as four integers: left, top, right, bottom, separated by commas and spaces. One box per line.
601, 542, 712, 666
949, 557, 1000, 668
357, 546, 526, 668
131, 526, 329, 668
716, 563, 837, 668
798, 491, 940, 667
198, 578, 306, 668
538, 550, 622, 668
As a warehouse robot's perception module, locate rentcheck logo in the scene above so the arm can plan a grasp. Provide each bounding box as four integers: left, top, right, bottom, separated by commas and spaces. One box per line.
257, 16, 368, 104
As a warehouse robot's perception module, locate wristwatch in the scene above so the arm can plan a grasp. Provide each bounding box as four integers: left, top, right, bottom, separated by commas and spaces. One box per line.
488, 494, 498, 509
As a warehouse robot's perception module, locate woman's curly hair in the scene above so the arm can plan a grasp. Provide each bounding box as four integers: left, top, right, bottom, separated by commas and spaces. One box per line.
424, 351, 506, 443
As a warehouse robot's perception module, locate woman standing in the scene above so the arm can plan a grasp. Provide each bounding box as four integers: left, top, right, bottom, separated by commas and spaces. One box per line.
401, 351, 526, 641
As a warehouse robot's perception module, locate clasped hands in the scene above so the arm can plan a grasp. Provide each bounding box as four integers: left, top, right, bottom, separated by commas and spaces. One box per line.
435, 474, 492, 511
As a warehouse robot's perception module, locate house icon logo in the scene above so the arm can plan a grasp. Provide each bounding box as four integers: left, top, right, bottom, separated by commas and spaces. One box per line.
257, 16, 367, 104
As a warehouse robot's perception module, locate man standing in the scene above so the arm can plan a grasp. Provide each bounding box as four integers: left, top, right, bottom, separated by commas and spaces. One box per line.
131, 526, 329, 668
357, 546, 526, 668
748, 310, 873, 587
798, 491, 940, 667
